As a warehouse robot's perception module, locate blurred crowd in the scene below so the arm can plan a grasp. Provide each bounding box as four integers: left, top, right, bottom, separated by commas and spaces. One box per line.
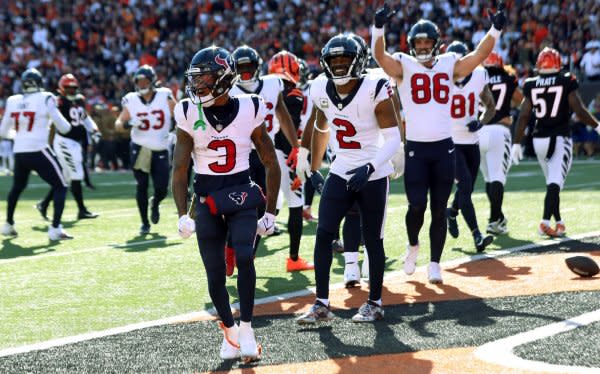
1, 0, 599, 166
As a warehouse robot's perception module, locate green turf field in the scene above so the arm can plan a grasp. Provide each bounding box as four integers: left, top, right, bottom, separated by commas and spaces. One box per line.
1, 160, 599, 350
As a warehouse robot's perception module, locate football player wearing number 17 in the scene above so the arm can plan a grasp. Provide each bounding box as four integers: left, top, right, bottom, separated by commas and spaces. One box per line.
172, 46, 280, 362
115, 65, 176, 235
513, 47, 600, 238
372, 2, 507, 283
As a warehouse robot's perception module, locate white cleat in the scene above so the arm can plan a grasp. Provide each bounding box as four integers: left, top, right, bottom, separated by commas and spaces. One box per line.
344, 262, 361, 288
361, 248, 369, 280
48, 224, 73, 241
2, 222, 18, 237
238, 323, 261, 363
218, 322, 240, 360
428, 262, 443, 284
404, 244, 419, 275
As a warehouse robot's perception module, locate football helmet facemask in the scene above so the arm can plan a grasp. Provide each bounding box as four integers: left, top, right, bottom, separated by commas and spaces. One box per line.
185, 46, 237, 107
21, 68, 44, 93
134, 65, 157, 96
320, 34, 363, 86
232, 45, 262, 89
407, 19, 441, 63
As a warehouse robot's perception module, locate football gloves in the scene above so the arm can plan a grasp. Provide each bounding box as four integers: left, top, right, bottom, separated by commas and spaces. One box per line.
127, 117, 143, 129
257, 212, 276, 236
374, 3, 396, 28
390, 144, 405, 180
178, 214, 195, 239
296, 147, 311, 183
511, 144, 523, 166
346, 163, 375, 192
488, 2, 506, 31
286, 147, 299, 169
310, 170, 325, 194
466, 120, 483, 132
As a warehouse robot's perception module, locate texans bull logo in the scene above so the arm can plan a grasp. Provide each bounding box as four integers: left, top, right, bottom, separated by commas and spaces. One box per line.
228, 191, 248, 206
215, 55, 230, 71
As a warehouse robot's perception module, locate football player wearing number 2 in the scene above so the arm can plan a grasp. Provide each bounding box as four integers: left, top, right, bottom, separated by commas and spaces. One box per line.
372, 2, 506, 283
296, 34, 400, 324
514, 47, 600, 238
115, 65, 176, 235
172, 46, 280, 362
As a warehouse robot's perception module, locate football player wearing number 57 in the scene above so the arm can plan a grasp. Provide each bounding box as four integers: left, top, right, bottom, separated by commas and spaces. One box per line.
115, 65, 176, 235
514, 47, 600, 239
371, 2, 507, 283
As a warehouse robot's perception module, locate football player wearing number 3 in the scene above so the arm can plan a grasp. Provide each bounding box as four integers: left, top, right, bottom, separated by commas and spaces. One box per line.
372, 2, 506, 283
0, 68, 73, 240
296, 34, 400, 324
514, 47, 600, 238
115, 65, 176, 235
172, 46, 280, 362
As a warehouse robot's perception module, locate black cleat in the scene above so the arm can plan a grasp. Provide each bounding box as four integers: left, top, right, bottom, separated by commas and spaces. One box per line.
78, 210, 99, 219
150, 196, 160, 224
475, 233, 494, 253
446, 208, 459, 238
332, 239, 345, 254
140, 223, 151, 235
271, 225, 282, 236
35, 201, 49, 221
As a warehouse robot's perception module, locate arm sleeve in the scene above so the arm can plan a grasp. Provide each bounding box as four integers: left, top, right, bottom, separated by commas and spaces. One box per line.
47, 95, 72, 134
370, 126, 401, 171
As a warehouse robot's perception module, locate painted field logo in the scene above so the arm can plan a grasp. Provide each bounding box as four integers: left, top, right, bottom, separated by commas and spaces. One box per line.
228, 192, 248, 205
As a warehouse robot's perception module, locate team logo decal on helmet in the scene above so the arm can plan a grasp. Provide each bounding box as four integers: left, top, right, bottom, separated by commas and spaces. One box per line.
185, 46, 237, 107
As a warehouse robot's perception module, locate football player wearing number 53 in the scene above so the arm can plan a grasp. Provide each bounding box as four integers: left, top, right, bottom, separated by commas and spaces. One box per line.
172, 46, 280, 362
371, 2, 507, 283
115, 65, 176, 235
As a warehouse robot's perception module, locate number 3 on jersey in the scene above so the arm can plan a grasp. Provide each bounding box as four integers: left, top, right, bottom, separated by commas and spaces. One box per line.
135, 110, 165, 131
207, 139, 236, 173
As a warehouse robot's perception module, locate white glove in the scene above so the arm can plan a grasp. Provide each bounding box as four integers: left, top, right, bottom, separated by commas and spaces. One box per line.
296, 147, 311, 183
178, 214, 196, 239
595, 125, 600, 136
129, 117, 143, 128
511, 144, 523, 166
257, 212, 276, 237
390, 143, 405, 179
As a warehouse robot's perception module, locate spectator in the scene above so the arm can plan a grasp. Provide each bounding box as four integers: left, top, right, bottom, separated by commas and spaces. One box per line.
580, 41, 600, 81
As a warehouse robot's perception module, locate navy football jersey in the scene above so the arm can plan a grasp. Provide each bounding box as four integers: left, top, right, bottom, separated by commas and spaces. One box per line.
57, 94, 88, 142
522, 71, 578, 137
485, 67, 519, 124
274, 86, 304, 155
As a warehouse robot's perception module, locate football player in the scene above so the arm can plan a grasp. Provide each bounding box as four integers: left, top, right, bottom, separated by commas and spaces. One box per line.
298, 58, 317, 223
444, 41, 496, 252
480, 51, 523, 235
36, 74, 100, 221
372, 2, 506, 283
0, 68, 73, 240
229, 46, 308, 274
115, 65, 176, 234
513, 47, 600, 237
0, 127, 15, 175
296, 34, 400, 324
172, 46, 281, 362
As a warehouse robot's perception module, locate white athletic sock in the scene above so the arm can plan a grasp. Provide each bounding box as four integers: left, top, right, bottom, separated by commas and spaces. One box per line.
316, 298, 329, 307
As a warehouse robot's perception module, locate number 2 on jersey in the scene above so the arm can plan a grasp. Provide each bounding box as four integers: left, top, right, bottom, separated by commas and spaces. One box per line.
332, 118, 361, 149
10, 111, 36, 132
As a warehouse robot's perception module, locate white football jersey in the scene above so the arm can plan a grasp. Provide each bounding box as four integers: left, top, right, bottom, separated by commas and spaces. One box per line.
175, 95, 267, 175
0, 92, 71, 153
394, 52, 457, 142
122, 87, 173, 151
230, 74, 283, 140
309, 74, 394, 181
450, 67, 489, 144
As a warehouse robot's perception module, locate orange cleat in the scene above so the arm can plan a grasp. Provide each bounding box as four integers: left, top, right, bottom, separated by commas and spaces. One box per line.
302, 207, 316, 222
538, 222, 559, 238
225, 246, 236, 277
286, 257, 315, 272
555, 222, 566, 237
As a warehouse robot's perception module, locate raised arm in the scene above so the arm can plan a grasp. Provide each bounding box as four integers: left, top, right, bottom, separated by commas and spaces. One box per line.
454, 4, 507, 79
371, 4, 403, 81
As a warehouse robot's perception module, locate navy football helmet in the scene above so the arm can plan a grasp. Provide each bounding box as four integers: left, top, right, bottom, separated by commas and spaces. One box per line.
347, 32, 370, 72
133, 65, 157, 95
446, 41, 469, 58
185, 46, 237, 106
407, 20, 441, 63
320, 34, 363, 86
21, 68, 43, 93
232, 45, 262, 87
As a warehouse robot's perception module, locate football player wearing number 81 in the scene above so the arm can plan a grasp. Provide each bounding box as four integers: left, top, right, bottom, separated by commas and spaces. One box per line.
172, 46, 280, 362
115, 65, 176, 235
371, 2, 507, 283
296, 34, 400, 324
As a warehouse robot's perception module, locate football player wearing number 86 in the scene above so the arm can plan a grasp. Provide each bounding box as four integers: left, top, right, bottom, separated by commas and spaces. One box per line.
115, 65, 176, 235
371, 2, 507, 283
172, 46, 280, 362
296, 34, 400, 324
514, 47, 600, 238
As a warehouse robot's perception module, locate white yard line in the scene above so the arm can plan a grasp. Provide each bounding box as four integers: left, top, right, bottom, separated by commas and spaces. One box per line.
475, 309, 600, 373
1, 230, 599, 357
